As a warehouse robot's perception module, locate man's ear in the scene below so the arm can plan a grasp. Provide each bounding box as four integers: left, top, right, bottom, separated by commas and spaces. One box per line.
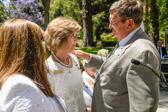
126, 19, 136, 31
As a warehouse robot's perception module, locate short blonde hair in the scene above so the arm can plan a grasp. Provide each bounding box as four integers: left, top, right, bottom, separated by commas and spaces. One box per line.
44, 17, 81, 52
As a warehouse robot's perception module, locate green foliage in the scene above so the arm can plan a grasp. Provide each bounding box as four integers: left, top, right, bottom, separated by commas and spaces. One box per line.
144, 14, 151, 34
0, 3, 3, 16
0, 0, 7, 22
78, 29, 83, 39
76, 39, 83, 48
0, 22, 3, 27
50, 0, 82, 24
92, 26, 96, 41
100, 33, 118, 42
156, 0, 168, 31
92, 11, 106, 27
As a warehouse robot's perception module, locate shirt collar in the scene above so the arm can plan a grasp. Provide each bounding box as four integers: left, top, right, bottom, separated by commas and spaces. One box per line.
119, 27, 141, 48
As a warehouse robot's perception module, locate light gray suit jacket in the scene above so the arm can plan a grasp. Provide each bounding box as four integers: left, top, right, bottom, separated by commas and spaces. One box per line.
87, 29, 160, 112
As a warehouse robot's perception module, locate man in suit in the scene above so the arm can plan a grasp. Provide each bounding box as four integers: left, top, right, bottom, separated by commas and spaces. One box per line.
157, 39, 167, 58
73, 0, 160, 111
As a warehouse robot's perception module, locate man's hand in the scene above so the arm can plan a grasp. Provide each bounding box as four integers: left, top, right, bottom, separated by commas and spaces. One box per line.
87, 108, 91, 112
71, 50, 90, 60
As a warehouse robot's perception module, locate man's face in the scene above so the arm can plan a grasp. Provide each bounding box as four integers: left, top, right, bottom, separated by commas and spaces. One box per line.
109, 10, 130, 41
157, 40, 163, 47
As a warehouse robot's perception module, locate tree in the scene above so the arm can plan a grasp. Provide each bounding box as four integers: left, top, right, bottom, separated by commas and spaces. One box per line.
150, 0, 159, 45
41, 0, 50, 29
144, 0, 149, 33
143, 0, 168, 45
156, 0, 168, 35
92, 0, 114, 41
9, 0, 43, 25
82, 0, 93, 47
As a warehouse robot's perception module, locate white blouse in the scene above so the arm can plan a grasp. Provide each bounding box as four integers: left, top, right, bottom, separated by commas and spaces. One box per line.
0, 74, 67, 112
45, 54, 86, 112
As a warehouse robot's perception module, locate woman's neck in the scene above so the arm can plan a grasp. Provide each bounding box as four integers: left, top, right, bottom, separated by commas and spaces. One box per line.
52, 50, 71, 66
55, 51, 69, 62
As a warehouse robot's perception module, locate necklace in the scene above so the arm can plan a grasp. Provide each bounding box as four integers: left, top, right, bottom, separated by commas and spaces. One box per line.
53, 53, 71, 67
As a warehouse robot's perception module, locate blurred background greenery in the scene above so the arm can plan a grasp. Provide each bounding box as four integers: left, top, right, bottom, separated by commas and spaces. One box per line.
1, 0, 168, 51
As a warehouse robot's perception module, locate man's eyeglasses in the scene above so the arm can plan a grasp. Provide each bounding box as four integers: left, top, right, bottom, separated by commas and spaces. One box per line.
109, 19, 125, 27
109, 21, 120, 26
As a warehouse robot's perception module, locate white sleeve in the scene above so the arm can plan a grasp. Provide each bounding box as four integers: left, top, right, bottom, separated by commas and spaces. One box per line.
0, 75, 47, 112
0, 87, 43, 112
14, 88, 43, 112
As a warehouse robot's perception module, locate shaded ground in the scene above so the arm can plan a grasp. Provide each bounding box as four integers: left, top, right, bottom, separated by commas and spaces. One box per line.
157, 90, 168, 112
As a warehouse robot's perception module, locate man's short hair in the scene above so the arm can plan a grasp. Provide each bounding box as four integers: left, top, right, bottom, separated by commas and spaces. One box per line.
110, 0, 143, 26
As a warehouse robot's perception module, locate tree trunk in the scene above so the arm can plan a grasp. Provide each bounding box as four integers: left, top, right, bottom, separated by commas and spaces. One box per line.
41, 0, 51, 57
95, 27, 100, 40
41, 0, 50, 29
82, 0, 93, 47
144, 0, 148, 33
145, 0, 148, 21
150, 0, 159, 45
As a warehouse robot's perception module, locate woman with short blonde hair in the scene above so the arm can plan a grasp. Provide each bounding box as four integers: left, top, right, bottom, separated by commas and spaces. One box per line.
45, 17, 81, 52
44, 17, 86, 112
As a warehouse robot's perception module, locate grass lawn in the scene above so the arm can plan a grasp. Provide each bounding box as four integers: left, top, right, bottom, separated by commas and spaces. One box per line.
76, 39, 114, 54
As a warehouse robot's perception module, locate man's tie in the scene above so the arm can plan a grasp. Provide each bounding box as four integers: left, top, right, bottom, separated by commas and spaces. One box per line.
159, 47, 163, 57
158, 47, 161, 54
107, 43, 119, 58
158, 47, 163, 58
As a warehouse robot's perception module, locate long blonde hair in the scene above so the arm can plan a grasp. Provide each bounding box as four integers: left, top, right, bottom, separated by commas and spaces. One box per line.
0, 19, 53, 97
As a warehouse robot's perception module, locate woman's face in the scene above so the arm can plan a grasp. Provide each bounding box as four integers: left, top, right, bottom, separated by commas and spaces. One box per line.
64, 32, 78, 53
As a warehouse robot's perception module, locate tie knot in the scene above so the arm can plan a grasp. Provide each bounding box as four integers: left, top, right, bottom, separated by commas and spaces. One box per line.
116, 43, 119, 48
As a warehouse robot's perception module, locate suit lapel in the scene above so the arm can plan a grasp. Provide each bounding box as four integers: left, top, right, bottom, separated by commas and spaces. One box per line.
116, 44, 131, 58
107, 43, 119, 58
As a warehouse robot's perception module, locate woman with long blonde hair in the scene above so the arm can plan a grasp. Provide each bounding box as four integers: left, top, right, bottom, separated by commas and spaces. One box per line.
0, 19, 67, 112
